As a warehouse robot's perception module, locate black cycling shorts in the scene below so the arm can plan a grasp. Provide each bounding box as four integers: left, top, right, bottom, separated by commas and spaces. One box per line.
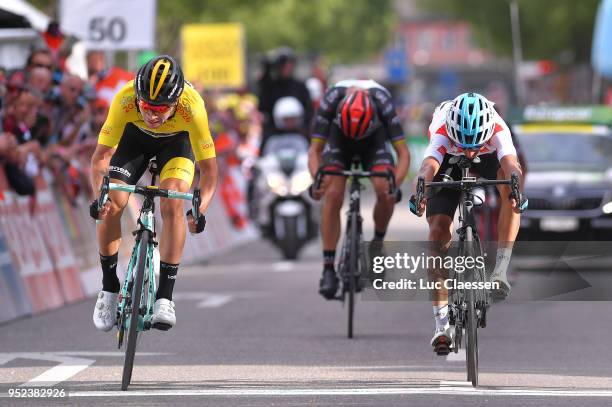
426, 153, 501, 218
109, 123, 195, 185
321, 124, 395, 172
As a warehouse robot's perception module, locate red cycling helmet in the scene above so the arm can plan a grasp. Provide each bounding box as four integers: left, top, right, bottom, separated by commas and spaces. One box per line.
337, 89, 378, 139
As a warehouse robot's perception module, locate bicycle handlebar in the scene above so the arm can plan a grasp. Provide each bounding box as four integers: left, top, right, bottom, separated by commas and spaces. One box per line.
312, 167, 399, 198
94, 176, 205, 229
409, 173, 528, 215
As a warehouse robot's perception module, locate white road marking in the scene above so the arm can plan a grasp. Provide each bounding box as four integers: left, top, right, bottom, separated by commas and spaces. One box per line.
173, 291, 267, 308
0, 352, 170, 386
440, 380, 472, 387
26, 357, 94, 387
0, 353, 93, 387
446, 348, 466, 362
63, 387, 612, 398
272, 261, 295, 272
51, 352, 171, 357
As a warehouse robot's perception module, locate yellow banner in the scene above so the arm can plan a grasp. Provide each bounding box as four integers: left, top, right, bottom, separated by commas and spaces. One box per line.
181, 23, 245, 88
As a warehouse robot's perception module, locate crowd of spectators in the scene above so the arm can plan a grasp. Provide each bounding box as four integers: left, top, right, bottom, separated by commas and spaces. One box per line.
0, 33, 325, 211
0, 42, 264, 208
0, 43, 115, 203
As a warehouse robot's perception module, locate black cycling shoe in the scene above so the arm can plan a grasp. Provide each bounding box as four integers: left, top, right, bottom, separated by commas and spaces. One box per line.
319, 268, 339, 300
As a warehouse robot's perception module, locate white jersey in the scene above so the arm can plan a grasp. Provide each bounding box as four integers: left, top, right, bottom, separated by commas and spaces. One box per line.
423, 101, 517, 164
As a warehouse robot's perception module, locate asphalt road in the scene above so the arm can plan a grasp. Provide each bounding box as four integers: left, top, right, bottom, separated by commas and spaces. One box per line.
1, 192, 612, 406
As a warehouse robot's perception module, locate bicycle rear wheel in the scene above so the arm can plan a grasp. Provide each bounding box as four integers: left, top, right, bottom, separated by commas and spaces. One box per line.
121, 229, 151, 391
464, 226, 479, 387
347, 213, 359, 339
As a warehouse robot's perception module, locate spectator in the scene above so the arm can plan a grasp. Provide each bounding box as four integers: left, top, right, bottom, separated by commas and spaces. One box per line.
2, 89, 43, 196
86, 50, 133, 105
49, 73, 90, 147
27, 67, 53, 97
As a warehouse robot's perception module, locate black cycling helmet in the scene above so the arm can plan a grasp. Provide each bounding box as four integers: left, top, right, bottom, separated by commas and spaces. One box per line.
135, 55, 184, 105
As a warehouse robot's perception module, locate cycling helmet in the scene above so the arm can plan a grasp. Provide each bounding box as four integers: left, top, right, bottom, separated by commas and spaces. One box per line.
135, 55, 184, 105
273, 96, 304, 130
445, 92, 496, 148
337, 88, 378, 139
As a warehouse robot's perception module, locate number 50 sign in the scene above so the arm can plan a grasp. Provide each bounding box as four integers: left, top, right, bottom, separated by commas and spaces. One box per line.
60, 0, 156, 50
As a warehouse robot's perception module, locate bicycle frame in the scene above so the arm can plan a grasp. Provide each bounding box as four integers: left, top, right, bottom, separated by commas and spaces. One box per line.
419, 154, 522, 386
314, 164, 396, 338
113, 183, 194, 339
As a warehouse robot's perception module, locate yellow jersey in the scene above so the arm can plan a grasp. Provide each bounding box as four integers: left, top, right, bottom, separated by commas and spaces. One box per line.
98, 80, 216, 162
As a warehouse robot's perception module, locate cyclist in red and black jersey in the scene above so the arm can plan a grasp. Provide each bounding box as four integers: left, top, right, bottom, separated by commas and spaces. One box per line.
308, 79, 410, 299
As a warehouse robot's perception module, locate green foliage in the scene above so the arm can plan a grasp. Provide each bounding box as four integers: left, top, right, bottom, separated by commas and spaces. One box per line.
158, 0, 396, 62
24, 0, 395, 62
418, 0, 600, 62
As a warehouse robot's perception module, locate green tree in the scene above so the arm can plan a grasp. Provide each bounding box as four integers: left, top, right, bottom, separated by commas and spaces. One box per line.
418, 0, 600, 63
27, 0, 395, 62
158, 0, 395, 62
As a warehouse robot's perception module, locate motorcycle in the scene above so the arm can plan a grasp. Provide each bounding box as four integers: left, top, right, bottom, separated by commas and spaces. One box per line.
251, 133, 318, 259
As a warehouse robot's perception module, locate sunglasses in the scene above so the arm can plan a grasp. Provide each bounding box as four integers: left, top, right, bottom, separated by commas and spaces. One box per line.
138, 99, 173, 114
33, 63, 52, 70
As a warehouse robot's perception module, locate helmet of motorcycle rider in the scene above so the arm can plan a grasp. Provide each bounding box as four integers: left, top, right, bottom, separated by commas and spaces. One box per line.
273, 96, 304, 131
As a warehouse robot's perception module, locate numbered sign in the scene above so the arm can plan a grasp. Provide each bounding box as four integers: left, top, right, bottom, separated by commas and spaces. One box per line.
60, 0, 155, 50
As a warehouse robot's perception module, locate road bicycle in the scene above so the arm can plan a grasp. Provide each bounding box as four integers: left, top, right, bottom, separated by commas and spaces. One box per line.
410, 154, 527, 386
93, 160, 203, 390
314, 160, 398, 338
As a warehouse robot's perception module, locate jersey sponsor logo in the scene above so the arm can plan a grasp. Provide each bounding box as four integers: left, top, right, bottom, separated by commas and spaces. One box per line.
120, 95, 136, 113
201, 142, 214, 150
100, 126, 111, 135
176, 102, 192, 123
109, 166, 131, 178
164, 166, 191, 176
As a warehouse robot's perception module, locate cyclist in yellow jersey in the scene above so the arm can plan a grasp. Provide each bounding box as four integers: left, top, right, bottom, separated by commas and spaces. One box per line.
90, 55, 218, 332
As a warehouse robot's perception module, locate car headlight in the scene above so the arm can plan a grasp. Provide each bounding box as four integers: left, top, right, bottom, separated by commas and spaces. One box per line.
290, 171, 312, 195
266, 173, 289, 196
603, 201, 612, 214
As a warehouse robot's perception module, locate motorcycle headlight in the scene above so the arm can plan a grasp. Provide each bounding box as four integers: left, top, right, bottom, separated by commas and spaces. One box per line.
266, 173, 289, 196
291, 171, 312, 195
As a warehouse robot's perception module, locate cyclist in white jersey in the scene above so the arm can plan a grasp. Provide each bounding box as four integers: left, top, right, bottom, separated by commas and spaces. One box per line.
411, 92, 525, 355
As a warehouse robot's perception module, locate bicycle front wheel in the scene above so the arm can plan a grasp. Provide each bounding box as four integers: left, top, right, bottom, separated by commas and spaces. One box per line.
347, 213, 359, 339
464, 226, 479, 387
121, 229, 151, 391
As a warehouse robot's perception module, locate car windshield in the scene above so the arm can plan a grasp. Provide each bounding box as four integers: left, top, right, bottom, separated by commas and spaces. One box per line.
516, 131, 612, 171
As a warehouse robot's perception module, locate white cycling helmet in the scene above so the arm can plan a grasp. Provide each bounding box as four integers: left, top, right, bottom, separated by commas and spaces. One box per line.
273, 96, 304, 130
445, 92, 496, 149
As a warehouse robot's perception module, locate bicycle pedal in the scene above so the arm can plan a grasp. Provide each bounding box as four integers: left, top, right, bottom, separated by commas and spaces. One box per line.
152, 322, 172, 331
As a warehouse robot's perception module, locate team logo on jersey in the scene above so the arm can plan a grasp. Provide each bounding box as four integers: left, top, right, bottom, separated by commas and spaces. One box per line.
120, 95, 136, 113
176, 101, 192, 123
201, 142, 214, 151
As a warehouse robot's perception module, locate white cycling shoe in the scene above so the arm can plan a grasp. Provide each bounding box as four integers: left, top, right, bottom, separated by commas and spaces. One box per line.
152, 298, 176, 331
431, 324, 453, 356
491, 270, 511, 300
93, 291, 118, 332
